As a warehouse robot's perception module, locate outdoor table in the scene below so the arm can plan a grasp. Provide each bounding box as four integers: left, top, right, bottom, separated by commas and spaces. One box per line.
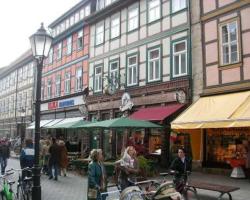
229, 158, 246, 178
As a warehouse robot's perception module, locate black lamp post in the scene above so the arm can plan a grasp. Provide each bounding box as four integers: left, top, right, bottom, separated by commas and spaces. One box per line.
20, 108, 26, 151
29, 23, 53, 200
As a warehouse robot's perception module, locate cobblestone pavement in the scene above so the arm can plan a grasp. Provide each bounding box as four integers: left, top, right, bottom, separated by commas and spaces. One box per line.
8, 158, 87, 200
7, 158, 250, 200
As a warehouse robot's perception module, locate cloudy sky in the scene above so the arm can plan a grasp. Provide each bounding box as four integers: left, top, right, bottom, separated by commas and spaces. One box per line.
0, 0, 81, 68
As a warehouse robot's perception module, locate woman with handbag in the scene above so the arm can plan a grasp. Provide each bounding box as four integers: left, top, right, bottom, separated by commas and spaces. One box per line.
87, 149, 106, 200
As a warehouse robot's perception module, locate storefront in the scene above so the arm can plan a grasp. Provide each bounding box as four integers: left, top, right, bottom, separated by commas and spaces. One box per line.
171, 91, 250, 169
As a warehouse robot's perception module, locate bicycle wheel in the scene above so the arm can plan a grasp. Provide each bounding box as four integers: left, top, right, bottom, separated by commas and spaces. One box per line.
16, 185, 25, 200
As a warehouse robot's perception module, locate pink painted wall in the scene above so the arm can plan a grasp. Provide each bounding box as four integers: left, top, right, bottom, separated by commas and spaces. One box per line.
205, 42, 218, 64
206, 65, 219, 86
241, 7, 250, 31
204, 20, 217, 42
218, 0, 236, 8
203, 4, 250, 89
203, 0, 216, 14
243, 58, 250, 80
242, 32, 250, 55
221, 68, 240, 84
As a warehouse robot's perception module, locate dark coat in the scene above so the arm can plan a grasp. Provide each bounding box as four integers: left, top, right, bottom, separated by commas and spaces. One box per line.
170, 157, 192, 180
48, 143, 60, 166
0, 143, 10, 159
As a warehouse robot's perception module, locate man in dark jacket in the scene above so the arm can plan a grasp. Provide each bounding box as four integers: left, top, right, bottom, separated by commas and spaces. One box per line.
0, 138, 10, 175
170, 147, 192, 183
48, 138, 60, 181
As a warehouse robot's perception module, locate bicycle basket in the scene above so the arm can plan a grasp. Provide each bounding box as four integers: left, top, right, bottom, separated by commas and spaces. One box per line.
153, 181, 181, 200
120, 186, 144, 200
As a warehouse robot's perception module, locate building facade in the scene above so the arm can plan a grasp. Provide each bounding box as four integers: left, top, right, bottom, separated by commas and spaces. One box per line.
0, 50, 35, 138
201, 0, 250, 168
41, 0, 92, 120
172, 0, 250, 170
85, 0, 192, 162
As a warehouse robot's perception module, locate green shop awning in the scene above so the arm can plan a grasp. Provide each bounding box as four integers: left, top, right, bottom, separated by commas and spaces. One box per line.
26, 120, 53, 129
51, 119, 91, 129
79, 117, 162, 129
43, 119, 64, 128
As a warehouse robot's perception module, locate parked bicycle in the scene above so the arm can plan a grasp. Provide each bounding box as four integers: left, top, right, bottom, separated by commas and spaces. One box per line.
0, 170, 16, 200
12, 168, 33, 200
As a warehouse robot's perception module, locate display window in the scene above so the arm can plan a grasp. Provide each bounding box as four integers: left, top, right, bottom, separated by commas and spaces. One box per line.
205, 128, 250, 166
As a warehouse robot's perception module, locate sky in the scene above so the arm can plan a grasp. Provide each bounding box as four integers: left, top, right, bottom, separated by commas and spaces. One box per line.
0, 0, 82, 68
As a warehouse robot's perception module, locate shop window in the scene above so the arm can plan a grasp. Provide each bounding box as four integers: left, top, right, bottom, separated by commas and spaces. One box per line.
205, 129, 250, 166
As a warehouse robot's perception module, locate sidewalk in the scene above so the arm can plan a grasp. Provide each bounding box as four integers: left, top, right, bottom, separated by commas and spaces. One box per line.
8, 157, 249, 200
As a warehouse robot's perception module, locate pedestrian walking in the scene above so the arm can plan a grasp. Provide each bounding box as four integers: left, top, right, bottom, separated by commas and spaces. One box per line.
118, 146, 139, 191
58, 140, 68, 177
0, 138, 10, 175
87, 149, 106, 200
48, 138, 60, 181
20, 138, 34, 178
41, 139, 51, 175
170, 147, 192, 195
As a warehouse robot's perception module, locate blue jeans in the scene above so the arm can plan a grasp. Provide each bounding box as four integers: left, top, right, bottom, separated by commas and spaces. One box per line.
49, 163, 58, 179
0, 157, 7, 175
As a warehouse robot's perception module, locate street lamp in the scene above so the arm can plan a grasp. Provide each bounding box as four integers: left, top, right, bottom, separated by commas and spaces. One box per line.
20, 108, 26, 151
29, 23, 53, 200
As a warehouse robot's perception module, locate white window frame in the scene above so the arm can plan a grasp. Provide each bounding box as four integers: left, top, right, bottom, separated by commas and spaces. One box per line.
172, 40, 187, 77
111, 15, 120, 39
47, 79, 52, 99
56, 42, 62, 60
23, 65, 28, 80
94, 66, 102, 92
55, 76, 61, 97
172, 0, 187, 13
80, 8, 85, 19
97, 0, 105, 10
66, 36, 72, 55
95, 22, 104, 45
48, 48, 53, 64
219, 20, 240, 66
85, 4, 90, 16
127, 54, 138, 86
18, 68, 23, 82
75, 67, 83, 92
64, 72, 71, 94
148, 47, 161, 82
148, 0, 161, 23
28, 63, 33, 77
70, 15, 75, 26
109, 60, 119, 88
77, 30, 83, 50
128, 5, 139, 32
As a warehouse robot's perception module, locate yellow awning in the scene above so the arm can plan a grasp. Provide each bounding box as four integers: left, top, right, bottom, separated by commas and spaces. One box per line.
171, 91, 250, 129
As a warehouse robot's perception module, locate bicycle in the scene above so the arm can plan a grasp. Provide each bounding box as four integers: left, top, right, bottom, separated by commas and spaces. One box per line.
11, 168, 33, 200
0, 170, 16, 200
